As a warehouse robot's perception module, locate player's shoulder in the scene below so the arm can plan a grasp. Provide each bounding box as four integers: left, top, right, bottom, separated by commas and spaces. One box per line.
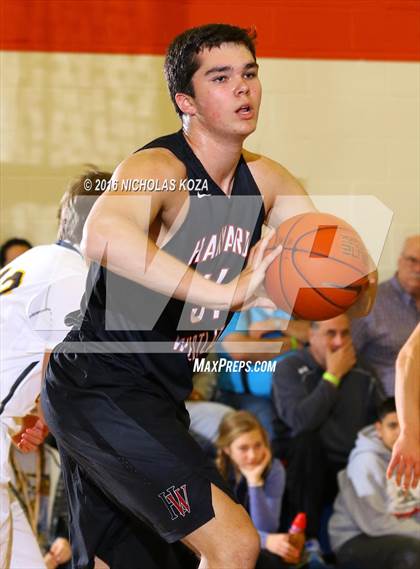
242, 149, 305, 203
243, 149, 297, 184
114, 147, 186, 183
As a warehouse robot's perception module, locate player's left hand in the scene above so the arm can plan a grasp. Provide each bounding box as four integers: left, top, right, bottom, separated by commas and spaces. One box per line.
49, 537, 72, 566
347, 268, 378, 319
229, 228, 282, 312
13, 415, 49, 452
387, 432, 420, 490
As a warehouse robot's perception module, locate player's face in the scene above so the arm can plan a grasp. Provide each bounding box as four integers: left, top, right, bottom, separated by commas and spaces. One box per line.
188, 43, 261, 139
398, 238, 420, 296
226, 429, 266, 470
375, 412, 400, 450
309, 314, 351, 366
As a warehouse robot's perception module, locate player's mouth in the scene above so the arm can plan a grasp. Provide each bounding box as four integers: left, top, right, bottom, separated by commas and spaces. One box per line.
235, 104, 254, 119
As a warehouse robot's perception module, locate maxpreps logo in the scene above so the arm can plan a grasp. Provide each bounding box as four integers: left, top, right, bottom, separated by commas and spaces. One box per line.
158, 484, 191, 520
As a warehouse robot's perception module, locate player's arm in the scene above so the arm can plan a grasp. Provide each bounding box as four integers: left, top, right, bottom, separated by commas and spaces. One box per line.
387, 324, 420, 488
82, 150, 281, 311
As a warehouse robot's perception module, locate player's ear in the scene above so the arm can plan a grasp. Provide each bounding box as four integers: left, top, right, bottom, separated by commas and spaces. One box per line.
175, 93, 196, 116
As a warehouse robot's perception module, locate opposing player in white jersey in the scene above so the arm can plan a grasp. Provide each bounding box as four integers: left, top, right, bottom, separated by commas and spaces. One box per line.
0, 168, 110, 569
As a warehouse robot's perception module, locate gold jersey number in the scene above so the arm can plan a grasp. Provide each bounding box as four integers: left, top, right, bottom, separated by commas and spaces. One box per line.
0, 267, 25, 295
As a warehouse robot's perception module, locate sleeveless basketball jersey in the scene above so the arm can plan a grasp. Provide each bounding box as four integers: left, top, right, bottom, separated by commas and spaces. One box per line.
66, 131, 265, 401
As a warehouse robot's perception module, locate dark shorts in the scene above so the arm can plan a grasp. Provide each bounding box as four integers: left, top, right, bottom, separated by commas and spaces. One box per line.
41, 354, 237, 569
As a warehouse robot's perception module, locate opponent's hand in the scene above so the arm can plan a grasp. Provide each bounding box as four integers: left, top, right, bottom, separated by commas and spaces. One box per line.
49, 537, 72, 566
227, 228, 282, 312
240, 446, 272, 486
387, 432, 420, 490
325, 339, 356, 381
265, 533, 301, 564
12, 415, 49, 452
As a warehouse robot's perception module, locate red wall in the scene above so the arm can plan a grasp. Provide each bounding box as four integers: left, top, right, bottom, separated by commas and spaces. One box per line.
1, 0, 419, 61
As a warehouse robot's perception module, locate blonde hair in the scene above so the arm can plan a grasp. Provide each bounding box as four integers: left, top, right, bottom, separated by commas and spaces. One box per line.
215, 410, 271, 481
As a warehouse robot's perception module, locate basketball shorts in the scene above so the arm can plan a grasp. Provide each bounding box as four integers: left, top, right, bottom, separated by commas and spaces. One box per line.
40, 353, 237, 568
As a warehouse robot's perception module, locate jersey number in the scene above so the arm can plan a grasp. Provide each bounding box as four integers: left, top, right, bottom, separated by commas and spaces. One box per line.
0, 267, 25, 295
190, 268, 229, 324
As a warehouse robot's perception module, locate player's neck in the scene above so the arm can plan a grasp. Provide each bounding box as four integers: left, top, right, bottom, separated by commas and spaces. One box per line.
182, 124, 245, 196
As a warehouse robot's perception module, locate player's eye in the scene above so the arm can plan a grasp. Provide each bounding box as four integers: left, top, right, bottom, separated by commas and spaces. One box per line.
213, 75, 227, 83
244, 71, 256, 79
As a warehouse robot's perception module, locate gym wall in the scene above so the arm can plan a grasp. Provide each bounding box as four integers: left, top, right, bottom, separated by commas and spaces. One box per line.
1, 0, 419, 278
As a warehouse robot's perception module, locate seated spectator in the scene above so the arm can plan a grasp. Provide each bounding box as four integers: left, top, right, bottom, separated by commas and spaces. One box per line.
216, 410, 302, 568
329, 398, 420, 569
351, 235, 420, 396
272, 314, 384, 541
0, 237, 32, 267
217, 308, 308, 441
185, 352, 233, 454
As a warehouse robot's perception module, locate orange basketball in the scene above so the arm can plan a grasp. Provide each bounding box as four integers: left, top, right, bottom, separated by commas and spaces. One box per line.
264, 212, 371, 321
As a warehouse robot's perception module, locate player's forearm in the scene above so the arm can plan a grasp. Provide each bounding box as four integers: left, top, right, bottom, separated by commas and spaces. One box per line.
82, 216, 232, 310
395, 330, 420, 437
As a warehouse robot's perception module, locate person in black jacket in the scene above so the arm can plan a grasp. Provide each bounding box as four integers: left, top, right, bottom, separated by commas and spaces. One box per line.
272, 314, 384, 541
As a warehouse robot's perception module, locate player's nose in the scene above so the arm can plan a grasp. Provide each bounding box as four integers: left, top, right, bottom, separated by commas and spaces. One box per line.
235, 79, 250, 96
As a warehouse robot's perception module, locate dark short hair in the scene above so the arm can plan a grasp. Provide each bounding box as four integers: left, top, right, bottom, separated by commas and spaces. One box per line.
57, 166, 112, 244
377, 397, 397, 421
164, 23, 257, 117
0, 238, 32, 267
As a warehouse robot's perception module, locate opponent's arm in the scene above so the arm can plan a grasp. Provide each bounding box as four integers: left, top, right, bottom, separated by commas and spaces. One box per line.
387, 324, 420, 488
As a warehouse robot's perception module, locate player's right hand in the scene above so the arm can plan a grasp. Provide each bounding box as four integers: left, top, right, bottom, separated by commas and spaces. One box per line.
227, 228, 282, 312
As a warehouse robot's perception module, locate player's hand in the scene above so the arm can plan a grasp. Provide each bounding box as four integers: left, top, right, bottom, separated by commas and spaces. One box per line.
265, 533, 301, 564
240, 446, 272, 486
12, 415, 49, 452
347, 268, 378, 319
387, 432, 420, 490
227, 228, 282, 312
49, 537, 72, 566
325, 339, 356, 381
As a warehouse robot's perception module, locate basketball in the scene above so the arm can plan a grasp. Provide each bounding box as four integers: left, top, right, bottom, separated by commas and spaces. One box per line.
264, 212, 371, 321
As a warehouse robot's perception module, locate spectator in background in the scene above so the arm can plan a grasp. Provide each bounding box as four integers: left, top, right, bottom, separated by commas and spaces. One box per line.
351, 235, 420, 396
216, 410, 300, 569
272, 314, 384, 541
217, 307, 308, 442
329, 398, 420, 569
0, 237, 32, 267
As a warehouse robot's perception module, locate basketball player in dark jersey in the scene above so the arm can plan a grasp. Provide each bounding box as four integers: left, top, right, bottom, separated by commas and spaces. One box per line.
41, 24, 318, 569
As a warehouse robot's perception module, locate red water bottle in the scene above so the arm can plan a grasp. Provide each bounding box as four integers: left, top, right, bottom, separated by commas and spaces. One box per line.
288, 512, 306, 561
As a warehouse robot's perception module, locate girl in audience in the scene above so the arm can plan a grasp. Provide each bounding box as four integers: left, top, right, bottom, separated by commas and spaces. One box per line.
216, 410, 307, 568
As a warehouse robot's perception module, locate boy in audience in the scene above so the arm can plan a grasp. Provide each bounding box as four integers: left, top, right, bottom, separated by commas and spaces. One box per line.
329, 398, 420, 569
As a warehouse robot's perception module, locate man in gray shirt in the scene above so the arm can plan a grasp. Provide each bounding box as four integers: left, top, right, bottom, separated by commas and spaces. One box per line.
272, 314, 384, 540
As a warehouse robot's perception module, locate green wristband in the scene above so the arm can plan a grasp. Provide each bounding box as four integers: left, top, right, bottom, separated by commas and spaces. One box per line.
323, 371, 340, 387
290, 336, 299, 350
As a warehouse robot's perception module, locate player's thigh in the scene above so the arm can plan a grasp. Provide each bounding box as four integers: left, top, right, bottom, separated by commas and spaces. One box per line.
181, 483, 259, 560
